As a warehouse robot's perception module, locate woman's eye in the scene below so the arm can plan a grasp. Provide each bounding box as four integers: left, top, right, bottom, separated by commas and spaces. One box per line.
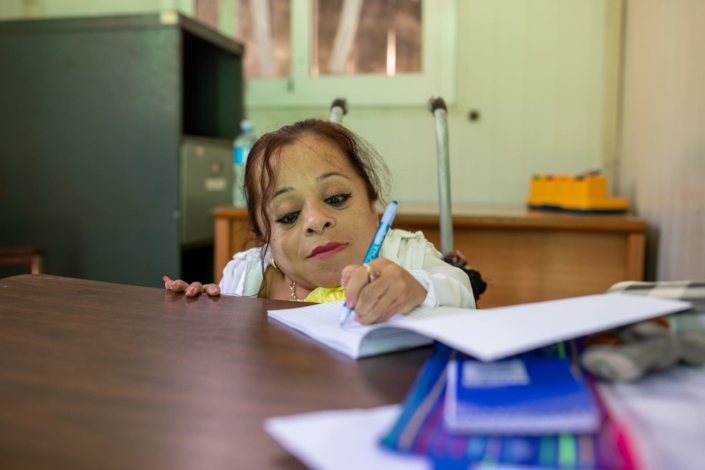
325, 193, 352, 207
275, 211, 299, 225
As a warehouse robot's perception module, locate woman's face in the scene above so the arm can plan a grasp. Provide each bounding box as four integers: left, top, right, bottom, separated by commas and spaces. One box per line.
267, 133, 380, 289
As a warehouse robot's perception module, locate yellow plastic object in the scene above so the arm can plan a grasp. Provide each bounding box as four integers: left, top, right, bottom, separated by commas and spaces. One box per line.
527, 173, 629, 213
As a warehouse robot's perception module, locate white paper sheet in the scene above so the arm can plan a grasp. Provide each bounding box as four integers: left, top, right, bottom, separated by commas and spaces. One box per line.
401, 294, 692, 361
268, 295, 691, 361
264, 406, 431, 470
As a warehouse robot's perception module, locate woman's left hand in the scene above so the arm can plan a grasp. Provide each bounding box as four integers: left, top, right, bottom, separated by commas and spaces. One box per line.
341, 258, 427, 325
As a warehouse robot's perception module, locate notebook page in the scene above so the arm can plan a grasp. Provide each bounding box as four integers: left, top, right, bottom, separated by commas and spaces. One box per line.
402, 305, 469, 320
355, 306, 471, 357
396, 295, 692, 362
267, 302, 469, 358
268, 302, 365, 358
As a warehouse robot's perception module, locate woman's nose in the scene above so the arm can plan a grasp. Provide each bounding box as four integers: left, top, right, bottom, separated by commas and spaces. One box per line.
303, 204, 335, 234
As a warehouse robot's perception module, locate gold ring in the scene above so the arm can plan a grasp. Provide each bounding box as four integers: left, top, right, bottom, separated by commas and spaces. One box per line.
363, 263, 381, 283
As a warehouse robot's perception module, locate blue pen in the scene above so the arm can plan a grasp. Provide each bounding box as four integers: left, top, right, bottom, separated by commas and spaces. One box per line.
340, 200, 399, 325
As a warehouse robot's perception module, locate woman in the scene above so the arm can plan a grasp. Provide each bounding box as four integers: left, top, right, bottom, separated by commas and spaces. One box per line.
164, 119, 475, 324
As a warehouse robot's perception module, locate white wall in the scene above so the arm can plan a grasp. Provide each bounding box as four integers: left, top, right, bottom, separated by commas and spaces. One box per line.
618, 0, 705, 280
0, 1, 22, 19
249, 0, 615, 206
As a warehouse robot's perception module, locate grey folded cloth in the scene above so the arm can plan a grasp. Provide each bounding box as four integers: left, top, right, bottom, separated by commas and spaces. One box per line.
581, 281, 705, 382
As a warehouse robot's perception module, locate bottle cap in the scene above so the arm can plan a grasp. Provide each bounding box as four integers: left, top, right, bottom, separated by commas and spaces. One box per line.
240, 120, 255, 133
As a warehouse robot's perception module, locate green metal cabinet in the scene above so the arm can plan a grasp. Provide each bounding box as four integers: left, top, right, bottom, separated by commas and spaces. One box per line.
0, 13, 243, 286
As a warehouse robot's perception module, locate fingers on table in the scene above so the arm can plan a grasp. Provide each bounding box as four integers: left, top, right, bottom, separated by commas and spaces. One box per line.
163, 277, 220, 297
164, 278, 189, 292
203, 284, 221, 296
184, 282, 204, 297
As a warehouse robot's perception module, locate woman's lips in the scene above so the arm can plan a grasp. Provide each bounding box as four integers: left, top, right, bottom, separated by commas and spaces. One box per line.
308, 242, 349, 259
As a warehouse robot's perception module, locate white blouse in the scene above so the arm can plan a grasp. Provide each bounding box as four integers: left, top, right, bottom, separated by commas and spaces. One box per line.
218, 228, 476, 309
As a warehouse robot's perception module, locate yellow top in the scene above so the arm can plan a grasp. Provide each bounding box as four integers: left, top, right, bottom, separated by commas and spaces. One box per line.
304, 286, 346, 303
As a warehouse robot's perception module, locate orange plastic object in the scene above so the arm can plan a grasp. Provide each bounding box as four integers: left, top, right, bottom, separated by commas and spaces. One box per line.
527, 173, 629, 213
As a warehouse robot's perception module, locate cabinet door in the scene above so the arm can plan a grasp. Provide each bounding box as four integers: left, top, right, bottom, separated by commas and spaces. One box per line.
180, 138, 235, 246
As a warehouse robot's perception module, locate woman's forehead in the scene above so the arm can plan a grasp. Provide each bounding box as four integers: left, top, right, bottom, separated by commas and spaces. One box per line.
275, 134, 356, 183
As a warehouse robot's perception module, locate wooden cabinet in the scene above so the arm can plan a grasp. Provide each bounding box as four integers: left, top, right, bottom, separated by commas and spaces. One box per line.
214, 205, 646, 308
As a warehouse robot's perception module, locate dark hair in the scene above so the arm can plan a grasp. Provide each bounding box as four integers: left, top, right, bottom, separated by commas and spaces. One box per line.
244, 118, 390, 248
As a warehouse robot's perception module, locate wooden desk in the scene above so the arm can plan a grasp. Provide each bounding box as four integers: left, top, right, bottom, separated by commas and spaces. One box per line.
0, 275, 429, 470
215, 205, 647, 308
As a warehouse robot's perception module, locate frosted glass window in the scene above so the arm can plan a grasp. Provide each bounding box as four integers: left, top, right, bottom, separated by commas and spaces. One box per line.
195, 0, 219, 29
237, 0, 292, 79
312, 0, 422, 76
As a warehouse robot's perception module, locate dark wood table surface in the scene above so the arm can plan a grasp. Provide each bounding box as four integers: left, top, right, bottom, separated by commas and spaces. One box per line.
0, 275, 431, 470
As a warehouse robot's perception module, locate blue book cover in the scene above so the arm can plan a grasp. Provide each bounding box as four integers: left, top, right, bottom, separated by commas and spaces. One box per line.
444, 356, 601, 435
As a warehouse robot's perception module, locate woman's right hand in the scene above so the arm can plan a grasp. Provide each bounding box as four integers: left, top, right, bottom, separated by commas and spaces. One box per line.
163, 276, 221, 297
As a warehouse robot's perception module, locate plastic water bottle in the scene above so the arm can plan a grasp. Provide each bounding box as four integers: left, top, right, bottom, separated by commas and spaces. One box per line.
233, 120, 256, 207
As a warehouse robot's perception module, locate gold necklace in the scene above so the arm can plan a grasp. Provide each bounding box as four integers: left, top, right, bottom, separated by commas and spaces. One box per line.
290, 282, 303, 302
271, 257, 303, 302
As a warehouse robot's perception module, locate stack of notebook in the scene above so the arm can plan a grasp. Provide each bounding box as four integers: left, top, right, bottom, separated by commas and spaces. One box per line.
381, 344, 625, 470
265, 294, 691, 469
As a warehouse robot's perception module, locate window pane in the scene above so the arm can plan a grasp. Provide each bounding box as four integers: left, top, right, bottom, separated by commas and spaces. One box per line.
237, 0, 291, 79
195, 0, 219, 30
312, 0, 422, 76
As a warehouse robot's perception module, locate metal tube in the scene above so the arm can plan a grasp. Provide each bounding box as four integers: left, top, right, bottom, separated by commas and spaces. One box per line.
330, 107, 344, 124
329, 96, 348, 124
428, 96, 453, 255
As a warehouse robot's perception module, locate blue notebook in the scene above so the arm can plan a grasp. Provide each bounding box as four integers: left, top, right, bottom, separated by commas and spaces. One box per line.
381, 344, 622, 469
444, 356, 601, 435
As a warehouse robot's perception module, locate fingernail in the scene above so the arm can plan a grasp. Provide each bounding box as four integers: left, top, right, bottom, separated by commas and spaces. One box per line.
214, 288, 220, 294
187, 287, 193, 295
346, 300, 352, 307
171, 281, 177, 287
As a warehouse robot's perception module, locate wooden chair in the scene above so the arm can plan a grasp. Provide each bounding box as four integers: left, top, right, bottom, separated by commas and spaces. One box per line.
0, 248, 45, 274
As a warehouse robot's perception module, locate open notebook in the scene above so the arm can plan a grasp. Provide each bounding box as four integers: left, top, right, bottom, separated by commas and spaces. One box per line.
267, 294, 691, 360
